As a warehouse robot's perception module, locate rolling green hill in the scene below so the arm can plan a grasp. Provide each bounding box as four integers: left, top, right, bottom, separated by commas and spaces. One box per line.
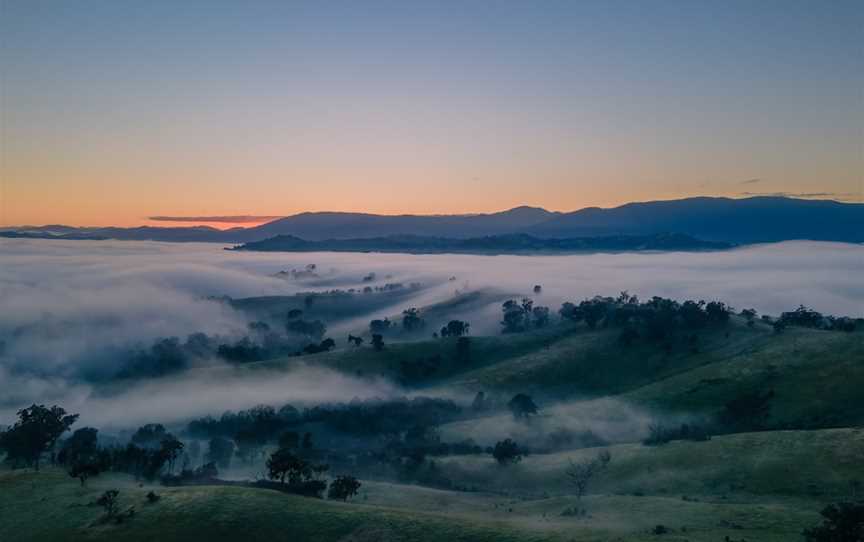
7, 300, 859, 542
5, 428, 856, 542
0, 469, 554, 542
243, 314, 863, 427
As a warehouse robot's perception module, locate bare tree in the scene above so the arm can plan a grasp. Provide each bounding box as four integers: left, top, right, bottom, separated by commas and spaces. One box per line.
565, 450, 611, 501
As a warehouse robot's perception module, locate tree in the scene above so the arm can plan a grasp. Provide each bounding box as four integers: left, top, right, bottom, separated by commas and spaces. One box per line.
705, 301, 731, 325
803, 502, 864, 542
492, 439, 523, 465
128, 337, 189, 376
207, 436, 234, 469
69, 461, 103, 487
780, 305, 824, 329
58, 427, 98, 465
278, 404, 301, 424
131, 424, 168, 449
501, 300, 529, 333
217, 337, 264, 363
234, 430, 260, 464
580, 298, 610, 329
328, 475, 362, 501
531, 306, 550, 328
402, 308, 425, 332
59, 427, 103, 486
507, 394, 538, 420
679, 300, 708, 329
160, 436, 184, 474
559, 302, 579, 322
440, 320, 470, 338
369, 318, 392, 335
267, 448, 306, 484
287, 319, 326, 340
371, 334, 385, 351
565, 450, 612, 501
0, 404, 78, 470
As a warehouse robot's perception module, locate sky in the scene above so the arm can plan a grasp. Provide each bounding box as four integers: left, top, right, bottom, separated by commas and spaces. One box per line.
1, 0, 862, 227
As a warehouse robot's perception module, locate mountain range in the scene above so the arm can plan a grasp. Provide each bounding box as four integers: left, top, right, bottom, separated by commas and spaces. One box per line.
2, 196, 862, 245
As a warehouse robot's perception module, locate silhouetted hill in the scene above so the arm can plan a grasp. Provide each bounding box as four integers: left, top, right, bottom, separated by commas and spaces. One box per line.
0, 231, 109, 241
230, 232, 732, 254
3, 197, 861, 244
526, 196, 864, 242
249, 206, 560, 240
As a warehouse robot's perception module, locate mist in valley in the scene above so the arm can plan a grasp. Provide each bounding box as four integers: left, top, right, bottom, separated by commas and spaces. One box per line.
2, 237, 863, 542
1, 237, 861, 429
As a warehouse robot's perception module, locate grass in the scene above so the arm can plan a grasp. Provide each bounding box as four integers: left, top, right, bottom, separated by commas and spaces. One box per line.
0, 468, 559, 542
247, 318, 582, 386
434, 428, 864, 500
4, 425, 846, 542
431, 318, 864, 427
623, 324, 864, 426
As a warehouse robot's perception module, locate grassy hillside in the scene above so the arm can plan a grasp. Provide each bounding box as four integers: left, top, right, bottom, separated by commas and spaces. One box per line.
4, 428, 852, 542
430, 318, 864, 427
623, 325, 864, 426
248, 319, 579, 386
359, 480, 821, 542
0, 469, 556, 542
434, 428, 864, 499
16, 306, 856, 542
216, 311, 863, 429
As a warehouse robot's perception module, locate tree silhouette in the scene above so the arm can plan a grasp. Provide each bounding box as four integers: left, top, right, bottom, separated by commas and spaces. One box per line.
492, 439, 523, 465
328, 475, 362, 501
0, 404, 78, 470
507, 394, 538, 420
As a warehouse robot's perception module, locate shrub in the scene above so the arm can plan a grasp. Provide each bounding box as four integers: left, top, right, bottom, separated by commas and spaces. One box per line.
492, 439, 523, 465
803, 502, 864, 542
328, 475, 362, 501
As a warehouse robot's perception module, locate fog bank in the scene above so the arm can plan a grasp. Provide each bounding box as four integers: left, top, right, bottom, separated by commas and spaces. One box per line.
1, 238, 860, 425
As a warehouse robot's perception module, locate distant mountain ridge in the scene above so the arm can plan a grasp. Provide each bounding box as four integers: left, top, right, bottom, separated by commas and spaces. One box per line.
525, 197, 864, 243
2, 197, 862, 245
230, 232, 732, 254
248, 205, 560, 241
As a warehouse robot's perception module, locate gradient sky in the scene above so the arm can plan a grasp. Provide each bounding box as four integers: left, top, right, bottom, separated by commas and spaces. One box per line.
1, 0, 862, 227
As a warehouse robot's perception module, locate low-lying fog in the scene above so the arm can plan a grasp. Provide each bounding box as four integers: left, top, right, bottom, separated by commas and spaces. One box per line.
1, 238, 861, 427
